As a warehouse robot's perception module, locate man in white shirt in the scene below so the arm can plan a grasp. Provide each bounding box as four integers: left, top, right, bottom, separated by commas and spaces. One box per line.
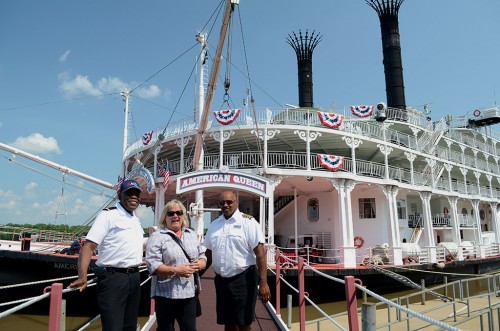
69, 179, 144, 331
203, 190, 270, 331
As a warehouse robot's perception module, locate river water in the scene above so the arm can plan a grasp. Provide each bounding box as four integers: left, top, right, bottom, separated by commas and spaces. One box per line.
0, 314, 151, 330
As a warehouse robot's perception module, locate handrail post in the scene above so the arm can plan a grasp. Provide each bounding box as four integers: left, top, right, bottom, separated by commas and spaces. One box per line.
345, 276, 360, 331
150, 297, 155, 316
275, 249, 281, 315
298, 257, 306, 331
46, 283, 63, 331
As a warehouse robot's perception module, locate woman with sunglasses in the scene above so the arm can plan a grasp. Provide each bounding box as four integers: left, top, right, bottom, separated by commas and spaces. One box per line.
146, 199, 206, 331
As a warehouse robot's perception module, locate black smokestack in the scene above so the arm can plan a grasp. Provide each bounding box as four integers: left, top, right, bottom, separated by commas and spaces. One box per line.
366, 0, 406, 110
286, 30, 322, 108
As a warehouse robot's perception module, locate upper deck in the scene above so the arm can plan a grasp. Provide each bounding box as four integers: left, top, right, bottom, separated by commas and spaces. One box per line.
123, 106, 500, 206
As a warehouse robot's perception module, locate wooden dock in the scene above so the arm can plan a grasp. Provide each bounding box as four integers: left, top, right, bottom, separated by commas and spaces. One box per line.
145, 268, 282, 330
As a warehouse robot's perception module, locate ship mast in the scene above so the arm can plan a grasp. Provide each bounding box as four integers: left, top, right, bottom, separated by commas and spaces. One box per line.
192, 0, 239, 169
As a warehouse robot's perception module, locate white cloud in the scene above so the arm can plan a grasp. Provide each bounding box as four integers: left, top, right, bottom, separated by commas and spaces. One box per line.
97, 76, 128, 93
0, 189, 17, 209
25, 182, 38, 191
136, 85, 161, 98
59, 74, 102, 97
59, 50, 71, 62
11, 133, 61, 155
58, 72, 161, 100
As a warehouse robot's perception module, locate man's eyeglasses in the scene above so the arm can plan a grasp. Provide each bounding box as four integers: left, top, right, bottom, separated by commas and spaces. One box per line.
219, 200, 235, 206
167, 210, 183, 216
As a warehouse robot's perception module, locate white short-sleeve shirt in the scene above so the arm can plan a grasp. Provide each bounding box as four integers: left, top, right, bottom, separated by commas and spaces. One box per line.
86, 202, 144, 268
204, 209, 264, 278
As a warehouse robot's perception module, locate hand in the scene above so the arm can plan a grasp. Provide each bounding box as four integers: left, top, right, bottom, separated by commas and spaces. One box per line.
68, 277, 88, 292
175, 263, 196, 278
258, 283, 271, 304
189, 259, 206, 272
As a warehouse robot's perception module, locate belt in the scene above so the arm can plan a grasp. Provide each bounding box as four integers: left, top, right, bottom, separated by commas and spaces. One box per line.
105, 266, 139, 273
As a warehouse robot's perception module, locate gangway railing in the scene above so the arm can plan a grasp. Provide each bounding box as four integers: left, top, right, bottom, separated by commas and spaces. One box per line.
271, 248, 465, 331
274, 245, 500, 330
0, 268, 153, 331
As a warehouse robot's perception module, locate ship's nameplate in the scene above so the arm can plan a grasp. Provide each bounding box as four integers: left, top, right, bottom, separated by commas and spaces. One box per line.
176, 170, 271, 198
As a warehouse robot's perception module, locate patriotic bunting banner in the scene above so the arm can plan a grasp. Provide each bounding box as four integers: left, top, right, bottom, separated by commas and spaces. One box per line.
318, 154, 344, 172
142, 130, 153, 145
214, 109, 241, 125
317, 111, 343, 129
350, 105, 374, 118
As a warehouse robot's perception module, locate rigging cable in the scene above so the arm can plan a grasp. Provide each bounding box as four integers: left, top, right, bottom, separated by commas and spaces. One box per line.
1, 154, 114, 198
126, 3, 227, 170
55, 173, 68, 221
236, 6, 264, 169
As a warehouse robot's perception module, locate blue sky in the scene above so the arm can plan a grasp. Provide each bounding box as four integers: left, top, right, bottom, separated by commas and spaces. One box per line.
1, 0, 500, 228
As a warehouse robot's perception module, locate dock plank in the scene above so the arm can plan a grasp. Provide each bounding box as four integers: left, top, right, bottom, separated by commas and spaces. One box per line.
144, 268, 281, 330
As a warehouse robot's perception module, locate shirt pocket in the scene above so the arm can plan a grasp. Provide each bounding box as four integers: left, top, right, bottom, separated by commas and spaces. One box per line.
110, 221, 133, 236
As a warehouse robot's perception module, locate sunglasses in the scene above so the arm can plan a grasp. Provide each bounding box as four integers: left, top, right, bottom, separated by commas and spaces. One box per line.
167, 210, 183, 216
219, 200, 235, 206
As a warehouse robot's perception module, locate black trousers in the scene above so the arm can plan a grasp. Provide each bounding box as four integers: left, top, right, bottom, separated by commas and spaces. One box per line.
154, 296, 197, 331
214, 266, 258, 326
96, 271, 141, 331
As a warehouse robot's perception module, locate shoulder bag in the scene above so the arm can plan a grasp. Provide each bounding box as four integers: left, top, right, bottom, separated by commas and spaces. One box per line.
166, 232, 202, 317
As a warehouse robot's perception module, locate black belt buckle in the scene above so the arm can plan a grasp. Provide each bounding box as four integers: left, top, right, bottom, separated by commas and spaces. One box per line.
124, 266, 138, 273
102, 266, 138, 273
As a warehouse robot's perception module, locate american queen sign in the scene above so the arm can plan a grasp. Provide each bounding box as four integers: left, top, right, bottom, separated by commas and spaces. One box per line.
176, 169, 271, 198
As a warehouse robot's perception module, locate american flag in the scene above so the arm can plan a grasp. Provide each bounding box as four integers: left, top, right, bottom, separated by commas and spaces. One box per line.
158, 162, 170, 188
116, 176, 124, 192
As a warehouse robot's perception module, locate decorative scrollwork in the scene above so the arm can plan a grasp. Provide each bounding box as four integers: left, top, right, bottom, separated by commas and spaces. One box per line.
404, 152, 416, 162
175, 136, 191, 148
211, 130, 234, 143
294, 130, 321, 142
377, 144, 393, 155
251, 129, 280, 141
342, 136, 362, 148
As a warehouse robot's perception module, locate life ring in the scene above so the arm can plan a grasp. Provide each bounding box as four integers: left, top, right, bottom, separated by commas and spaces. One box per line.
354, 236, 365, 249
443, 207, 449, 215
473, 109, 481, 117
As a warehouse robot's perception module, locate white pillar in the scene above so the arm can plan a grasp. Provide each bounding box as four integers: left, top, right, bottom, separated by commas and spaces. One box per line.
419, 191, 435, 247
267, 189, 275, 245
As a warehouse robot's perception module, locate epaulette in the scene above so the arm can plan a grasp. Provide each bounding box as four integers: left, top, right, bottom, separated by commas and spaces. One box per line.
242, 213, 254, 219
103, 207, 117, 211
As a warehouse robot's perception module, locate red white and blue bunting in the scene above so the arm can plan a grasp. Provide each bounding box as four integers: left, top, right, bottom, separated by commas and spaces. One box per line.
142, 130, 153, 145
214, 109, 241, 125
318, 154, 344, 172
350, 105, 374, 118
317, 111, 343, 129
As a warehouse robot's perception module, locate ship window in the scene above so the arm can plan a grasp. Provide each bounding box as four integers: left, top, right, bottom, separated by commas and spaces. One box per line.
397, 199, 406, 220
410, 203, 418, 214
359, 198, 376, 219
307, 198, 319, 222
461, 208, 468, 216
480, 209, 485, 221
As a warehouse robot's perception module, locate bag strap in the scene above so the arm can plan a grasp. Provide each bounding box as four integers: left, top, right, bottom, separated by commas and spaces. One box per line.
166, 232, 200, 288
166, 232, 193, 262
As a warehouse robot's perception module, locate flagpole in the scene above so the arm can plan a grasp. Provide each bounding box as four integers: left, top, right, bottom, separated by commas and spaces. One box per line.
121, 89, 130, 177
194, 33, 208, 239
